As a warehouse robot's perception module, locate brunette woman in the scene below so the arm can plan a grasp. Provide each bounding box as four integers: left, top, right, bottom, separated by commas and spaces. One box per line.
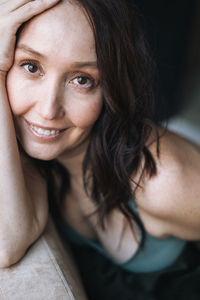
1, 1, 200, 299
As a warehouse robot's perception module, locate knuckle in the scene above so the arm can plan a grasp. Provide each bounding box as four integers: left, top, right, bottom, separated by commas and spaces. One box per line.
26, 0, 59, 14
23, 0, 47, 11
0, 56, 13, 73
0, 14, 17, 31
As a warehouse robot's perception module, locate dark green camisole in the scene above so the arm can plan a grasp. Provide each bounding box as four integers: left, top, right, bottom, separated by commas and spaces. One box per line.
53, 202, 200, 300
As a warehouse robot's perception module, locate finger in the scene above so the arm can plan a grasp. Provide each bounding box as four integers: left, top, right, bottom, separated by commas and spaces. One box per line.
0, 1, 32, 13
10, 0, 60, 27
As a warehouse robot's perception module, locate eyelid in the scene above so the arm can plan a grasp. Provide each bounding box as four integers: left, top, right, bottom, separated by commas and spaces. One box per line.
19, 59, 43, 75
20, 59, 38, 66
74, 76, 93, 84
69, 73, 96, 89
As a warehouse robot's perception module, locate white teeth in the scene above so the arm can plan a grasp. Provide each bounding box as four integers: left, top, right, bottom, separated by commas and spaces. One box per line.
30, 125, 60, 136
44, 130, 50, 136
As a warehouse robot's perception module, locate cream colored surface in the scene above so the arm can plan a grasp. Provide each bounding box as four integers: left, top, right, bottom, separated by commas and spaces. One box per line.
0, 217, 88, 300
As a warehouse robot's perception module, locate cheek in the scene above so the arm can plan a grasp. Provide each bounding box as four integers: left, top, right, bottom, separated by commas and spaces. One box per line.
6, 69, 30, 116
68, 94, 103, 128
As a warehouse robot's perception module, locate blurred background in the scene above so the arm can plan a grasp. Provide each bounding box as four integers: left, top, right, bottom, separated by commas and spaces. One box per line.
131, 0, 200, 143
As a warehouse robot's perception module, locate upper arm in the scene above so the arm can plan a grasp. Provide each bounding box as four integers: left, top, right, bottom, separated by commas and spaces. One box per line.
0, 158, 49, 268
135, 129, 200, 240
22, 158, 48, 238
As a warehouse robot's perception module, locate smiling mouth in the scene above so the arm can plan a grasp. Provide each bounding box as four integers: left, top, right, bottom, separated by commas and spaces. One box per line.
25, 119, 66, 138
30, 124, 60, 136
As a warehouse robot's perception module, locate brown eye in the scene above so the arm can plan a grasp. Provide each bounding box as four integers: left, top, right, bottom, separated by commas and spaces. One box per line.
72, 76, 94, 88
77, 76, 88, 85
22, 63, 40, 74
27, 64, 38, 73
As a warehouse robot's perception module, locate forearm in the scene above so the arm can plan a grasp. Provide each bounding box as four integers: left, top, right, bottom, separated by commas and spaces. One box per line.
0, 0, 61, 268
0, 75, 39, 267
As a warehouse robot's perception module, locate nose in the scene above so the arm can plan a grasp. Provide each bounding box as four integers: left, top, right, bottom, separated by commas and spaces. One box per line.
36, 78, 65, 120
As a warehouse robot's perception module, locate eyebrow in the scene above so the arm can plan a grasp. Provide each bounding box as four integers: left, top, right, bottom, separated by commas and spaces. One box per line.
17, 44, 45, 58
16, 44, 98, 69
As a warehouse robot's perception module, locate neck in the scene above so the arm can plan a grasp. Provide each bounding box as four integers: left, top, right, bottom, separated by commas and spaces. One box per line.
57, 140, 88, 178
57, 140, 95, 213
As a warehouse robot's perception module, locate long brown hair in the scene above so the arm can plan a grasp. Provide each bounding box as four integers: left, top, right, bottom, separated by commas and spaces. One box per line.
31, 0, 159, 246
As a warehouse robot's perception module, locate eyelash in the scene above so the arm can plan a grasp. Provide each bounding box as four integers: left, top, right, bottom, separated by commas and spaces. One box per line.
69, 76, 95, 90
19, 60, 95, 90
20, 60, 41, 76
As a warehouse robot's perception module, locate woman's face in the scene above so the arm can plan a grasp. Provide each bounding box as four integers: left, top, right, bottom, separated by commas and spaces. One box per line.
7, 1, 102, 160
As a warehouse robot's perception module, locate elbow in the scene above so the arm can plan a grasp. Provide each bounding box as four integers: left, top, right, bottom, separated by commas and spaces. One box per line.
0, 250, 13, 268
0, 248, 25, 269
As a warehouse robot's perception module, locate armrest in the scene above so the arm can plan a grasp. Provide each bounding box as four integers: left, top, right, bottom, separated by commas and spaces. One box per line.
0, 216, 88, 300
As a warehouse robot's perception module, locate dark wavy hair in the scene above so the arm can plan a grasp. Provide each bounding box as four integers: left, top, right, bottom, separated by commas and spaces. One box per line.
29, 0, 159, 246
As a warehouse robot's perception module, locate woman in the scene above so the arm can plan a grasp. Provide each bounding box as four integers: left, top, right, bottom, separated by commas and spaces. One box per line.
1, 0, 200, 299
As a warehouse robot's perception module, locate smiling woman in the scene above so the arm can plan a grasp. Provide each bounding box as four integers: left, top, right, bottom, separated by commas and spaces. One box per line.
1, 0, 200, 299
7, 2, 102, 160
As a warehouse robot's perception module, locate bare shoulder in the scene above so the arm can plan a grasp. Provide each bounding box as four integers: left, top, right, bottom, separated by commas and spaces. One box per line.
134, 127, 200, 240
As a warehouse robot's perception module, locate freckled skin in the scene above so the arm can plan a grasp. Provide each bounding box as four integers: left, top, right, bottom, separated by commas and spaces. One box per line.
5, 0, 200, 266
6, 2, 103, 160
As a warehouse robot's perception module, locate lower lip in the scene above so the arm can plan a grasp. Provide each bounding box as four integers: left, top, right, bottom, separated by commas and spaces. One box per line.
25, 120, 66, 141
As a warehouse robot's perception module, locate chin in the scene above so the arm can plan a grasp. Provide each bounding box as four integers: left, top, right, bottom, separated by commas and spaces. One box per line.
29, 153, 55, 161
20, 144, 58, 161
31, 150, 59, 161
27, 152, 56, 161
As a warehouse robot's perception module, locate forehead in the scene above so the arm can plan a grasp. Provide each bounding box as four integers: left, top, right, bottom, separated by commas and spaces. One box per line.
17, 2, 96, 63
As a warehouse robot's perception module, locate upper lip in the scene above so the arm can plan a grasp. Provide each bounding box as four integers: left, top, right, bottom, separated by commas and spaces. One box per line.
25, 119, 66, 131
